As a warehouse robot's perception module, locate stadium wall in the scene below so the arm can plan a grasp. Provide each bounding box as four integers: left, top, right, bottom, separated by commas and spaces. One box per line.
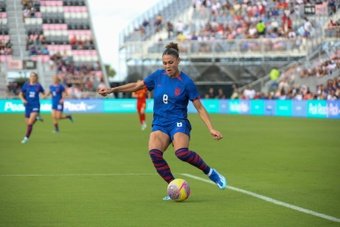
0, 99, 339, 119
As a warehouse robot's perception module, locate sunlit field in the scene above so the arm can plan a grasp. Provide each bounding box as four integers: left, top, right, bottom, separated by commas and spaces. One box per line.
0, 114, 339, 226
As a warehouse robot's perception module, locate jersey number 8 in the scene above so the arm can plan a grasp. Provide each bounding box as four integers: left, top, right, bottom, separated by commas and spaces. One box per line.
163, 94, 168, 104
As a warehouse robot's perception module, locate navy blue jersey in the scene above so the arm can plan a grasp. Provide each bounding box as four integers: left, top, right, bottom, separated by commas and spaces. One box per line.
49, 83, 65, 105
21, 82, 45, 105
144, 69, 200, 125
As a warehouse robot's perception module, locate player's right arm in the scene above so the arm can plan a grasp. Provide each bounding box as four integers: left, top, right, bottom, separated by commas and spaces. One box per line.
98, 80, 145, 96
19, 91, 27, 104
43, 90, 51, 98
19, 84, 27, 104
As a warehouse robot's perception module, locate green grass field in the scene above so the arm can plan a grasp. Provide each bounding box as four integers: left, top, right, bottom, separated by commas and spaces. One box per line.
0, 113, 339, 227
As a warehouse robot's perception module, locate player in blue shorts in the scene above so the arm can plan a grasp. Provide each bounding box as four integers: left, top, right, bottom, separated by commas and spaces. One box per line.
19, 72, 46, 144
98, 42, 227, 200
45, 76, 73, 133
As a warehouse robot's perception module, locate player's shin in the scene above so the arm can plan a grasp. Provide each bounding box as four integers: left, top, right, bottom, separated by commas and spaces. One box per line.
149, 149, 175, 183
175, 148, 210, 174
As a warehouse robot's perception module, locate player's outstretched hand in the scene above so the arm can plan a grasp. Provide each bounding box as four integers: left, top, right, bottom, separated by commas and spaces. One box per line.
97, 87, 110, 97
210, 129, 223, 140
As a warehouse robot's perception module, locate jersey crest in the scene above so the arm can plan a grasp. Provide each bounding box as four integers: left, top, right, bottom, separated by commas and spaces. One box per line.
175, 88, 181, 96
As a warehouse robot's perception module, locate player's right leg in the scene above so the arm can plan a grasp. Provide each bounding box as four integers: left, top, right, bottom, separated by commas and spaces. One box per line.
207, 168, 227, 190
21, 111, 38, 144
148, 129, 173, 200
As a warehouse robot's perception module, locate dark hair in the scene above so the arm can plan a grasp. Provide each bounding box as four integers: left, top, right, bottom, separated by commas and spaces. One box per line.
162, 42, 179, 58
30, 72, 38, 77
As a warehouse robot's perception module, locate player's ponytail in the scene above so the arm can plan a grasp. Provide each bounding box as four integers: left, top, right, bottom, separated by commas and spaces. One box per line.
163, 42, 179, 58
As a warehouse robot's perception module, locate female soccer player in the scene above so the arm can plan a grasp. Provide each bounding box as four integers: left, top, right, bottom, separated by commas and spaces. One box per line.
45, 75, 73, 133
132, 86, 149, 130
98, 42, 226, 200
19, 72, 46, 144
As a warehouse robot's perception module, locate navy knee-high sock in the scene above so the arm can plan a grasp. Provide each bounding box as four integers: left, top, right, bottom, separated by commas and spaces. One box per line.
25, 124, 33, 138
149, 149, 175, 183
175, 148, 211, 174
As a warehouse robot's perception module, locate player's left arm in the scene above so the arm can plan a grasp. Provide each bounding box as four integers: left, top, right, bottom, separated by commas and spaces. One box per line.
42, 90, 50, 98
192, 99, 223, 140
40, 85, 47, 98
60, 86, 68, 103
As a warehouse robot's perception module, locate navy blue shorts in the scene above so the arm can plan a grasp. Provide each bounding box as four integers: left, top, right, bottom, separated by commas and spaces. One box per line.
25, 104, 40, 118
152, 119, 191, 142
52, 102, 64, 112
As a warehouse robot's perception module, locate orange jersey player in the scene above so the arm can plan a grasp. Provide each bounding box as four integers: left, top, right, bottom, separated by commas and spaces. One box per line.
132, 86, 149, 130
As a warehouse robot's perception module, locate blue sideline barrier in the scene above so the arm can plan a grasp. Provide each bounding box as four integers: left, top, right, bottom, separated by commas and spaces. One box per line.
0, 99, 339, 119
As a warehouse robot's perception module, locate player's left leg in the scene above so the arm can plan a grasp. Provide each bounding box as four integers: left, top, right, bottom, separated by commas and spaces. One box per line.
173, 133, 227, 189
57, 104, 73, 122
52, 110, 59, 133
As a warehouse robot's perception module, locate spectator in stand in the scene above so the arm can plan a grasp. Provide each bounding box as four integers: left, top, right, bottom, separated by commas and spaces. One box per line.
243, 86, 256, 100
303, 17, 313, 38
166, 21, 174, 39
154, 15, 163, 32
205, 87, 215, 98
328, 0, 337, 15
142, 19, 149, 28
175, 20, 185, 35
256, 20, 266, 36
215, 88, 226, 99
230, 84, 240, 99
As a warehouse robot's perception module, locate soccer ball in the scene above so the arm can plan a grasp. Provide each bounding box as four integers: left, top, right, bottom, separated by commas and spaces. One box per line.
167, 178, 190, 202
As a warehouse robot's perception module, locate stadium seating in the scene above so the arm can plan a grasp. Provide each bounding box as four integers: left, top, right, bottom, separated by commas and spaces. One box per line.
20, 0, 105, 96
0, 0, 12, 63
119, 0, 339, 100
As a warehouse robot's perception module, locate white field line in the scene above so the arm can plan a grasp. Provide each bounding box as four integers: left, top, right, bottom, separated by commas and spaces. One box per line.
2, 172, 339, 223
181, 173, 340, 223
0, 173, 155, 177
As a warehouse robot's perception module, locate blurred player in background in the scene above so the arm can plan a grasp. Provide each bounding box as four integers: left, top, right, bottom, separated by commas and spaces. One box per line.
132, 85, 150, 130
45, 76, 73, 133
98, 42, 227, 200
19, 72, 46, 144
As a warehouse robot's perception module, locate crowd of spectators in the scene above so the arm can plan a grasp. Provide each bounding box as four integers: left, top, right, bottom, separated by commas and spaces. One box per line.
69, 35, 95, 50
204, 87, 227, 99
22, 0, 41, 19
201, 51, 340, 101
230, 52, 340, 100
26, 31, 49, 56
18, 0, 104, 96
49, 51, 104, 96
229, 76, 340, 100
325, 18, 340, 38
129, 0, 339, 44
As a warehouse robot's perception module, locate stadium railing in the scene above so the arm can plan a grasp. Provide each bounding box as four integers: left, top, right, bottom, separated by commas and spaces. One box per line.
123, 38, 323, 61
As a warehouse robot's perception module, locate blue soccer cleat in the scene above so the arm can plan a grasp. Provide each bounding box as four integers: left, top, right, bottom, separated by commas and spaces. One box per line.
163, 195, 171, 201
209, 168, 227, 189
